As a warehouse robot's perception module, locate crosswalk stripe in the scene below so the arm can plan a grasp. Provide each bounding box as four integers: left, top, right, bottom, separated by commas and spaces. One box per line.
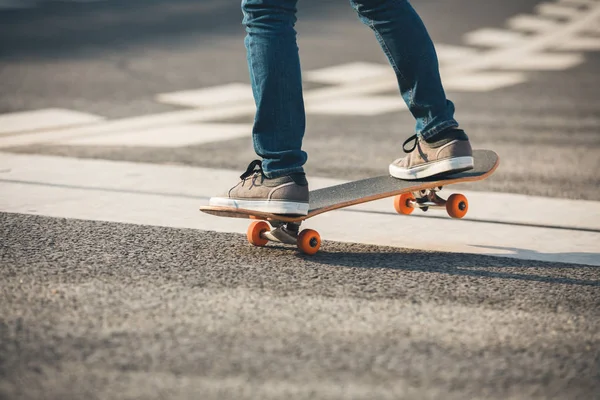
303, 62, 391, 85
305, 96, 406, 116
508, 14, 562, 33
441, 71, 527, 92
156, 83, 255, 109
497, 52, 584, 70
59, 123, 252, 147
536, 2, 585, 19
0, 108, 104, 136
0, 0, 598, 150
465, 28, 526, 48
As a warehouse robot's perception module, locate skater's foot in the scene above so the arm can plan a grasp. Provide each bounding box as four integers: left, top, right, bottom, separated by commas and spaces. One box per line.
389, 128, 474, 180
209, 160, 309, 215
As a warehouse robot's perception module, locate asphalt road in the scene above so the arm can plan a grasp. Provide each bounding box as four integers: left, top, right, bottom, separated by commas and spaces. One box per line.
1, 1, 599, 399
2, 213, 599, 400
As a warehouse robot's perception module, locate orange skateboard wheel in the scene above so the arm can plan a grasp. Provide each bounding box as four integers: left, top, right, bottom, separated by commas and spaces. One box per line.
446, 193, 468, 219
247, 221, 270, 247
394, 193, 416, 215
297, 229, 321, 255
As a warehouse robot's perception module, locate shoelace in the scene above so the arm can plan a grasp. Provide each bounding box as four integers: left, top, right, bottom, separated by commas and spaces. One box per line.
240, 159, 264, 180
402, 133, 419, 153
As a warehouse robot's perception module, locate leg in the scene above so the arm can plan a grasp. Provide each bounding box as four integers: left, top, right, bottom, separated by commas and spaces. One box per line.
207, 0, 310, 216
350, 0, 473, 179
242, 0, 307, 178
349, 0, 457, 139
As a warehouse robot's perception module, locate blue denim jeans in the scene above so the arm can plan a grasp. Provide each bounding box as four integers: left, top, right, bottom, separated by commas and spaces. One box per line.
242, 0, 458, 178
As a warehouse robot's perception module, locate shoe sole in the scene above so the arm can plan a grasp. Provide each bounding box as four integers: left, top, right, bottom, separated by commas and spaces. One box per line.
389, 156, 474, 180
209, 197, 309, 216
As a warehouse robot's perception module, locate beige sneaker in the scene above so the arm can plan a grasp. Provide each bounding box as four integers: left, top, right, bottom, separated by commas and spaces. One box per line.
389, 129, 474, 180
209, 160, 309, 215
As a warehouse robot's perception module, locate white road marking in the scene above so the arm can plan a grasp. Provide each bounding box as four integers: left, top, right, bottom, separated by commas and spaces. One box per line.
465, 29, 526, 48
156, 83, 255, 108
497, 52, 584, 70
434, 45, 480, 63
0, 0, 598, 150
0, 108, 104, 135
303, 62, 391, 85
305, 96, 406, 116
559, 0, 599, 5
59, 123, 252, 147
536, 2, 585, 19
438, 2, 600, 74
442, 72, 527, 92
557, 36, 600, 50
508, 15, 562, 33
1, 152, 599, 266
0, 104, 256, 148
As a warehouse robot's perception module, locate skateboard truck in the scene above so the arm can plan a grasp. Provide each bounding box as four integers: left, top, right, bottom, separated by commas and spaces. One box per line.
393, 187, 469, 219
246, 187, 470, 256
247, 220, 321, 255
262, 221, 299, 245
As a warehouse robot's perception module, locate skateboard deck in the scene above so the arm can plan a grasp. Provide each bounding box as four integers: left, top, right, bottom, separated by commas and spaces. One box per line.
200, 149, 499, 254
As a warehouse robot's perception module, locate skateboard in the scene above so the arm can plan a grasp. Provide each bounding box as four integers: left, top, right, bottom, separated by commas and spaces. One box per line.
200, 149, 499, 255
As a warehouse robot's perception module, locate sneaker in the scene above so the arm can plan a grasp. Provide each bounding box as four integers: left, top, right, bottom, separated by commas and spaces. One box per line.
389, 128, 474, 180
209, 160, 310, 215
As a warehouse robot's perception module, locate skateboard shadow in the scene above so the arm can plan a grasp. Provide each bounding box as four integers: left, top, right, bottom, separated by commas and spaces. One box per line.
297, 244, 600, 287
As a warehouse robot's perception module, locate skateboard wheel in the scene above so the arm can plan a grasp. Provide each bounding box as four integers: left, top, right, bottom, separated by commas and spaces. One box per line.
297, 229, 321, 255
247, 221, 270, 247
446, 194, 468, 219
394, 193, 415, 215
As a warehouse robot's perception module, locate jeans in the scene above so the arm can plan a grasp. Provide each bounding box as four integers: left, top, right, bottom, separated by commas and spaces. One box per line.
242, 0, 458, 178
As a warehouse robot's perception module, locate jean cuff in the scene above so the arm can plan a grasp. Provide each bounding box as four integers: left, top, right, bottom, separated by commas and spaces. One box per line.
262, 166, 305, 179
419, 120, 459, 141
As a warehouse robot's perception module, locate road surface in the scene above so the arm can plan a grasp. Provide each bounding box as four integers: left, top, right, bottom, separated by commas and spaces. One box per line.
1, 1, 599, 399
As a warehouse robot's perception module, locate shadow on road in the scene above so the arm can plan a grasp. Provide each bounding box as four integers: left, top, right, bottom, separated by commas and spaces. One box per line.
0, 0, 346, 61
0, 0, 242, 60
304, 246, 600, 287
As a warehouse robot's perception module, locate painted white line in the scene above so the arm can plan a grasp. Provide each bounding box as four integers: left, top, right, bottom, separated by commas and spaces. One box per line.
305, 96, 406, 116
156, 83, 254, 108
0, 104, 255, 148
454, 5, 600, 70
313, 0, 600, 93
58, 123, 252, 147
1, 0, 598, 151
498, 52, 584, 70
465, 28, 526, 48
434, 45, 481, 64
0, 108, 104, 135
0, 81, 403, 149
1, 152, 599, 266
536, 2, 585, 19
508, 15, 561, 33
557, 36, 600, 50
584, 24, 600, 33
304, 62, 392, 85
559, 0, 599, 5
442, 72, 527, 92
